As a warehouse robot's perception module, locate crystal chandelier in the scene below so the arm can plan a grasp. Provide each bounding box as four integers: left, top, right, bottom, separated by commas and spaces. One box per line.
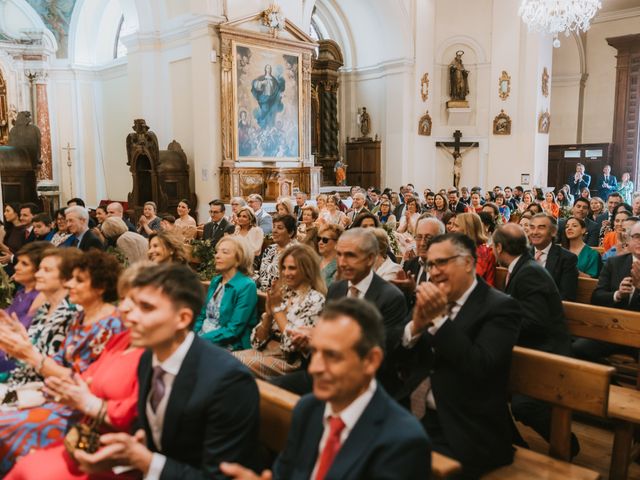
519, 0, 602, 47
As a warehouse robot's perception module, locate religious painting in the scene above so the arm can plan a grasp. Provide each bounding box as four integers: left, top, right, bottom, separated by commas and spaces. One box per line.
498, 71, 511, 100
418, 111, 432, 136
233, 41, 302, 161
420, 73, 429, 102
521, 174, 530, 185
538, 110, 551, 134
492, 110, 511, 135
541, 67, 549, 97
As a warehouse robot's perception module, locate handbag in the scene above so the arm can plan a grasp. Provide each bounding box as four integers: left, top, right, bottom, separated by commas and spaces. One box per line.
64, 400, 107, 455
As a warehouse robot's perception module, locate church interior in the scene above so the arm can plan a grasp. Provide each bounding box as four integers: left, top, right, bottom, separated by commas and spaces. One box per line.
0, 0, 639, 479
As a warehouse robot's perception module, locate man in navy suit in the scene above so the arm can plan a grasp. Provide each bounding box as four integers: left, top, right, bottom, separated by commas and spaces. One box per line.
75, 263, 260, 479
221, 297, 431, 480
596, 164, 618, 200
65, 206, 104, 251
248, 194, 273, 234
567, 162, 591, 197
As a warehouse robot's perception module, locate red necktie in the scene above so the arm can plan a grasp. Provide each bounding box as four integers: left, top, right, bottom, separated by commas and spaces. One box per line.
315, 416, 346, 480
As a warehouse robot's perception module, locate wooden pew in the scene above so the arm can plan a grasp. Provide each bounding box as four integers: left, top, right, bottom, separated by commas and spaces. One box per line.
495, 267, 597, 305
486, 346, 612, 480
563, 301, 640, 479
255, 379, 463, 479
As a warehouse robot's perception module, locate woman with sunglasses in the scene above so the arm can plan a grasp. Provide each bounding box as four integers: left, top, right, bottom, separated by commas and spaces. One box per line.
317, 223, 343, 286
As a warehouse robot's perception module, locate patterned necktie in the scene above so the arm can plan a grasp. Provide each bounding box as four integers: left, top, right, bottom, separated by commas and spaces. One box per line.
150, 366, 166, 412
315, 416, 346, 480
534, 250, 543, 264
348, 286, 360, 298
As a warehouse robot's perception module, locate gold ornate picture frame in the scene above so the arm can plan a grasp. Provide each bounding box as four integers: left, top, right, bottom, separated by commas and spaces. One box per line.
542, 67, 549, 97
498, 71, 511, 100
418, 111, 432, 136
420, 73, 429, 102
538, 110, 551, 134
493, 109, 511, 135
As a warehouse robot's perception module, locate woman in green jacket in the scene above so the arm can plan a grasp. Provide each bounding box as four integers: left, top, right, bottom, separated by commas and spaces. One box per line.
194, 236, 257, 350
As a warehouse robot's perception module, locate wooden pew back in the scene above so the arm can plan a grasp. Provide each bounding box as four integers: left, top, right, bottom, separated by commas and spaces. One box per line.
563, 301, 640, 349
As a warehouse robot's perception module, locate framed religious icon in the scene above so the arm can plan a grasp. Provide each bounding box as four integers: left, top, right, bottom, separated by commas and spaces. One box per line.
418, 111, 432, 136
521, 173, 530, 185
538, 110, 551, 134
233, 41, 303, 161
498, 71, 511, 100
420, 73, 429, 102
541, 67, 549, 97
493, 109, 511, 135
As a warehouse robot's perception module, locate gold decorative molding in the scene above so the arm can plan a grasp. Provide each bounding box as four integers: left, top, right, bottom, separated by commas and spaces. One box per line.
420, 73, 429, 102
493, 109, 511, 135
498, 70, 511, 100
542, 67, 550, 97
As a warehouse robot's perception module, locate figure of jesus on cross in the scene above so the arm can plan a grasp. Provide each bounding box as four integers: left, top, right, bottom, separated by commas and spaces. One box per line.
437, 130, 478, 190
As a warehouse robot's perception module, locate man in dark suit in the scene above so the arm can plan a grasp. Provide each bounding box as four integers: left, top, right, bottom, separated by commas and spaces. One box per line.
395, 233, 521, 477
347, 192, 370, 224
568, 162, 591, 197
65, 206, 104, 251
595, 191, 623, 233
393, 191, 411, 220
493, 224, 578, 456
75, 263, 260, 479
556, 198, 600, 246
19, 203, 38, 243
271, 228, 407, 395
447, 189, 466, 213
222, 297, 431, 480
529, 213, 578, 300
292, 192, 307, 222
202, 199, 235, 248
107, 202, 137, 232
596, 164, 618, 200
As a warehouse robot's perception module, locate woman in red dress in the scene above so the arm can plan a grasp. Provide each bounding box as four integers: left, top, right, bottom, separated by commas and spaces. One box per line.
450, 212, 496, 286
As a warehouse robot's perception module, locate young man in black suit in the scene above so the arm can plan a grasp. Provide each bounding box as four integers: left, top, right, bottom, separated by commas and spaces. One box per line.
65, 206, 104, 251
19, 203, 38, 243
556, 198, 600, 246
529, 213, 578, 301
75, 263, 260, 479
396, 233, 521, 477
447, 189, 466, 213
202, 199, 235, 248
493, 224, 578, 457
222, 297, 431, 480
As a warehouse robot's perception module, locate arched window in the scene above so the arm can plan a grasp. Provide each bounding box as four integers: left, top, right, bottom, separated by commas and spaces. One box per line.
113, 15, 127, 59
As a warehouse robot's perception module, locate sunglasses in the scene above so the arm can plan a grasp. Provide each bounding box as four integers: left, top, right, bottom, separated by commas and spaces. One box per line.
317, 236, 335, 244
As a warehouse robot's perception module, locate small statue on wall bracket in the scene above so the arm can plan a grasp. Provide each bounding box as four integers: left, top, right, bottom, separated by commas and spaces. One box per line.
334, 157, 347, 186
357, 107, 371, 139
447, 50, 470, 108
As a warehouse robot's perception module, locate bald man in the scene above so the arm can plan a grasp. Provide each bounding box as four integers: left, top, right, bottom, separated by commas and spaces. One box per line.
106, 202, 136, 232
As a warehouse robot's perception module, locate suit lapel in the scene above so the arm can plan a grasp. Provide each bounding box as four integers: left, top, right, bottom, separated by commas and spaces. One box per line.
546, 245, 559, 273
449, 279, 486, 333
327, 387, 387, 479
363, 274, 382, 300
505, 255, 529, 293
160, 337, 201, 451
300, 403, 326, 476
138, 350, 155, 450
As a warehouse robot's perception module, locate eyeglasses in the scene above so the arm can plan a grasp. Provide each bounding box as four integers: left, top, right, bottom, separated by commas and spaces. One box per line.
414, 234, 434, 243
318, 236, 335, 244
426, 254, 464, 270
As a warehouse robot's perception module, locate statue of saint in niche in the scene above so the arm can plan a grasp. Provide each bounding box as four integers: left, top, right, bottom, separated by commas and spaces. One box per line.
357, 107, 371, 139
447, 50, 470, 108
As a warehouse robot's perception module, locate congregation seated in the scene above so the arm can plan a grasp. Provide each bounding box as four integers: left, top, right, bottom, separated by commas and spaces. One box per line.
602, 214, 638, 260
346, 192, 370, 224
102, 217, 149, 264
6, 265, 146, 480
317, 223, 343, 287
602, 208, 632, 252
136, 200, 162, 238
0, 203, 28, 269
561, 216, 602, 278
257, 214, 297, 292
174, 198, 197, 240
235, 244, 325, 380
202, 199, 235, 248
221, 297, 431, 480
193, 236, 257, 351
595, 191, 623, 242
0, 242, 49, 376
0, 250, 124, 473
320, 194, 348, 227
147, 231, 188, 264
450, 212, 496, 286
464, 192, 483, 213
371, 227, 402, 282
529, 213, 578, 300
394, 233, 521, 477
233, 206, 264, 257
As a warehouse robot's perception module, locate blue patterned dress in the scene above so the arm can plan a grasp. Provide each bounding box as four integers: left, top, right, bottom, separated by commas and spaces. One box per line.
0, 310, 125, 474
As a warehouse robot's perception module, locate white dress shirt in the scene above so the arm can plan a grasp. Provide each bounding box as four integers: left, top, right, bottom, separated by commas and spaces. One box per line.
144, 332, 195, 480
402, 279, 478, 409
533, 243, 552, 268
310, 380, 377, 479
347, 269, 374, 298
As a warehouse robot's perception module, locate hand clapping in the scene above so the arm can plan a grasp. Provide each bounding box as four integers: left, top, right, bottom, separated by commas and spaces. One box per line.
0, 311, 32, 360
411, 282, 449, 335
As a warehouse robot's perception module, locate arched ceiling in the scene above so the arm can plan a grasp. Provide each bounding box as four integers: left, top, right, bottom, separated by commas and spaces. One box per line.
24, 0, 77, 58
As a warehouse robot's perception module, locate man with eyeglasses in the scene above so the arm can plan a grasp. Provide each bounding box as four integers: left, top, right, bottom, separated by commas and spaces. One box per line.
202, 199, 235, 248
394, 233, 521, 477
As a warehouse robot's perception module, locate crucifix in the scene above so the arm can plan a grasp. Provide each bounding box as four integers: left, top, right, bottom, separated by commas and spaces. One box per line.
437, 130, 478, 189
62, 142, 76, 196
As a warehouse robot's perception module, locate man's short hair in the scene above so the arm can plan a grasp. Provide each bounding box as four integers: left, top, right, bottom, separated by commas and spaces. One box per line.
339, 228, 378, 257
132, 263, 205, 324
428, 232, 477, 263
65, 205, 89, 222
573, 197, 591, 210
493, 225, 529, 256
32, 213, 52, 225
416, 215, 445, 235
208, 199, 226, 210
532, 213, 558, 233
161, 215, 176, 224
67, 198, 86, 207
248, 194, 263, 204
608, 192, 622, 200
514, 186, 524, 193
19, 202, 39, 215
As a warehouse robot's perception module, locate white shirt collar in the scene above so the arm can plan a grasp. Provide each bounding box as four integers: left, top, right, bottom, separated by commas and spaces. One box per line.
152, 331, 195, 376
348, 269, 374, 297
535, 242, 552, 256
322, 379, 377, 431
449, 278, 478, 319
507, 255, 523, 275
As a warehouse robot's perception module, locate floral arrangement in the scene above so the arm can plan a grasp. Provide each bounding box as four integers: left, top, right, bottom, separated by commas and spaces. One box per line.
106, 246, 129, 268
190, 238, 216, 281
382, 223, 401, 257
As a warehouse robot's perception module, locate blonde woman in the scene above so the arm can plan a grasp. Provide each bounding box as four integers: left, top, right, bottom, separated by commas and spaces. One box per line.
450, 212, 496, 286
371, 228, 402, 281
234, 243, 326, 379
315, 194, 328, 215
276, 198, 295, 216
147, 231, 188, 264
320, 195, 348, 227
101, 217, 148, 264
233, 206, 264, 257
